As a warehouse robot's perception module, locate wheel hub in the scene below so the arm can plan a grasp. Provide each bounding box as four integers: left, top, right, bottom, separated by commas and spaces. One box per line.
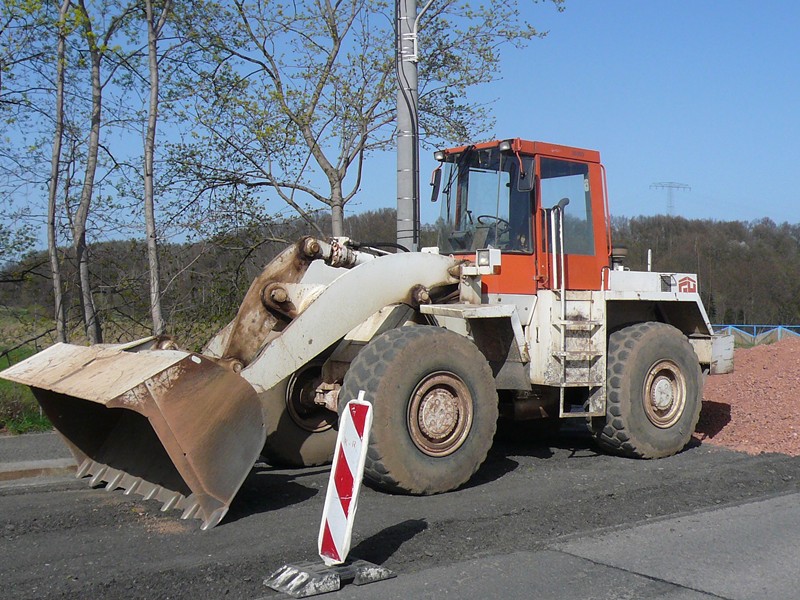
418, 389, 460, 440
651, 377, 674, 410
286, 363, 336, 433
643, 360, 686, 429
408, 372, 473, 457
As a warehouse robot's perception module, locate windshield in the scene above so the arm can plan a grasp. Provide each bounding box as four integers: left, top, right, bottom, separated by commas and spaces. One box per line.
435, 147, 533, 254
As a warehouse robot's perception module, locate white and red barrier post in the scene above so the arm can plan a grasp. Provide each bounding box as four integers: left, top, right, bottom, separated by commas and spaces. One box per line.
318, 391, 373, 566
265, 392, 393, 597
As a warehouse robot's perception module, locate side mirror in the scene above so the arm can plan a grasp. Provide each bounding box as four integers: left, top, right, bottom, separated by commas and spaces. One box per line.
430, 167, 442, 202
516, 156, 535, 192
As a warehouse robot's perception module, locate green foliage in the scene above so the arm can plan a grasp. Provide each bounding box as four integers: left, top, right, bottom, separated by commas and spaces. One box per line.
0, 344, 36, 373
0, 210, 342, 349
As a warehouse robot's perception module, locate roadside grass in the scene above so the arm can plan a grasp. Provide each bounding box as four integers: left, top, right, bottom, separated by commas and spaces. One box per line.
0, 346, 51, 434
0, 306, 54, 434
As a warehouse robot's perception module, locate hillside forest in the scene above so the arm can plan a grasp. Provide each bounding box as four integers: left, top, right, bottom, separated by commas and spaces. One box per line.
1, 210, 798, 357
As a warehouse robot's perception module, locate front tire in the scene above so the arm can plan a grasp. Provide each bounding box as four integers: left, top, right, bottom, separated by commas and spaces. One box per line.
339, 326, 498, 494
593, 322, 702, 458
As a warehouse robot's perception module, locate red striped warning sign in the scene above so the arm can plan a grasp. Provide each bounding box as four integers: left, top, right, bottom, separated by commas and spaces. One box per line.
318, 392, 373, 566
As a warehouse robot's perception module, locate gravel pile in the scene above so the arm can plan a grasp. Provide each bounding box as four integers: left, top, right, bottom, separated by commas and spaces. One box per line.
697, 337, 800, 456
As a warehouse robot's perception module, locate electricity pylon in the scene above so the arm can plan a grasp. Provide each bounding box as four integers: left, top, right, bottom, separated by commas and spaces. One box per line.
650, 182, 690, 215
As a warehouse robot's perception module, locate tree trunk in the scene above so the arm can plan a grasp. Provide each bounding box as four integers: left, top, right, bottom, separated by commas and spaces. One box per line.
76, 233, 101, 342
331, 203, 344, 237
327, 177, 345, 236
47, 0, 71, 343
74, 0, 103, 344
143, 0, 170, 336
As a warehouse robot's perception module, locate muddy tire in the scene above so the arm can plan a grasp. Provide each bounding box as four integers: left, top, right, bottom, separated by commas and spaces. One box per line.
260, 362, 338, 467
338, 326, 498, 494
593, 322, 702, 458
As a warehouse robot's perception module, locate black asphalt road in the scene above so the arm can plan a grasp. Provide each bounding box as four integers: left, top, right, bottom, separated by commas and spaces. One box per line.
1, 428, 799, 599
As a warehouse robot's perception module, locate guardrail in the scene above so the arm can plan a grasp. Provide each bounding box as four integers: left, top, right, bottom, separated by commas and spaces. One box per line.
711, 325, 800, 346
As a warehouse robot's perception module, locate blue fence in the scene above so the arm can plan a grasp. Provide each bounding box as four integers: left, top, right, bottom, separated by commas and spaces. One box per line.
711, 325, 800, 346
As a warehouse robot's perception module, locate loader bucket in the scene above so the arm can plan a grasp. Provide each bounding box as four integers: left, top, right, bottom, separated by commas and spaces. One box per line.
1, 342, 265, 530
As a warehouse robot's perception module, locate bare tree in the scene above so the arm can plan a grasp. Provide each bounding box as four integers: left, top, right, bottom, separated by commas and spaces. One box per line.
70, 0, 137, 343
45, 0, 72, 343
142, 0, 172, 336
167, 0, 564, 237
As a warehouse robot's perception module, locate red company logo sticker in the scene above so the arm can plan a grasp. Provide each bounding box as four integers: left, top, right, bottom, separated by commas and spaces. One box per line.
678, 276, 697, 293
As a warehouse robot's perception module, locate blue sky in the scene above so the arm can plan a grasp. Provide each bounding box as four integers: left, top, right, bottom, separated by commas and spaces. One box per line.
349, 0, 800, 226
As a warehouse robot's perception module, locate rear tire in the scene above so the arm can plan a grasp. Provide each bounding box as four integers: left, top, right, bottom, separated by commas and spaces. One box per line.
592, 322, 702, 458
339, 326, 498, 494
260, 362, 337, 467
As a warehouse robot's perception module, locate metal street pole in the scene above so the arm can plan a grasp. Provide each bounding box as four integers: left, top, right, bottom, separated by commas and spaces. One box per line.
396, 0, 419, 251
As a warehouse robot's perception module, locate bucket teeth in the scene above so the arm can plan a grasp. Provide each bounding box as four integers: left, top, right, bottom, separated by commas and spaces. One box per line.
200, 506, 228, 531
161, 492, 182, 512
181, 499, 201, 520
76, 461, 202, 525
105, 471, 124, 491
76, 458, 93, 479
142, 483, 161, 501
88, 466, 108, 487
120, 475, 142, 496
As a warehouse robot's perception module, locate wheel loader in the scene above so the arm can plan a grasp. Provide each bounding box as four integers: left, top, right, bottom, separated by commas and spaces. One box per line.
0, 138, 733, 529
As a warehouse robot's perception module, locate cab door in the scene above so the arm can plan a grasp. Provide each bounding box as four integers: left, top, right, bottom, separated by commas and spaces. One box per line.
535, 156, 609, 291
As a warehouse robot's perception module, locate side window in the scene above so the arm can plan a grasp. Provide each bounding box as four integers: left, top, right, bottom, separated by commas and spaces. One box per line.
540, 158, 594, 256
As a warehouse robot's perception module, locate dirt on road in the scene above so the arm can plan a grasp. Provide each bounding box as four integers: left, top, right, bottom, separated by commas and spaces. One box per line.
697, 337, 800, 456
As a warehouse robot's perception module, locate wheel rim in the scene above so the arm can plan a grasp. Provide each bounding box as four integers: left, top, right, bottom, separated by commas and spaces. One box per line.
642, 359, 687, 428
408, 371, 474, 457
286, 363, 336, 433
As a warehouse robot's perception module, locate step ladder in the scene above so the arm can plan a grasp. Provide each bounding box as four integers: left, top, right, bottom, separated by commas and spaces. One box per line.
548, 203, 606, 419
552, 310, 606, 418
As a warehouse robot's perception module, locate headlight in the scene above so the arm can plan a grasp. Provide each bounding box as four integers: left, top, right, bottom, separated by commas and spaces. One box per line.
474, 248, 501, 275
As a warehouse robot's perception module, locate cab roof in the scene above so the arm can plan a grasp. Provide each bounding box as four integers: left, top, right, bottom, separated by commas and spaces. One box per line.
440, 138, 601, 164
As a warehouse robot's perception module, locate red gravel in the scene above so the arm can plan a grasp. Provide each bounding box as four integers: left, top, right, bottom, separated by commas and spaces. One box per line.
696, 337, 800, 456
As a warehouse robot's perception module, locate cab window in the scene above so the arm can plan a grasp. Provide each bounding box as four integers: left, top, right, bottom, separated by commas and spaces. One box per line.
540, 158, 594, 256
